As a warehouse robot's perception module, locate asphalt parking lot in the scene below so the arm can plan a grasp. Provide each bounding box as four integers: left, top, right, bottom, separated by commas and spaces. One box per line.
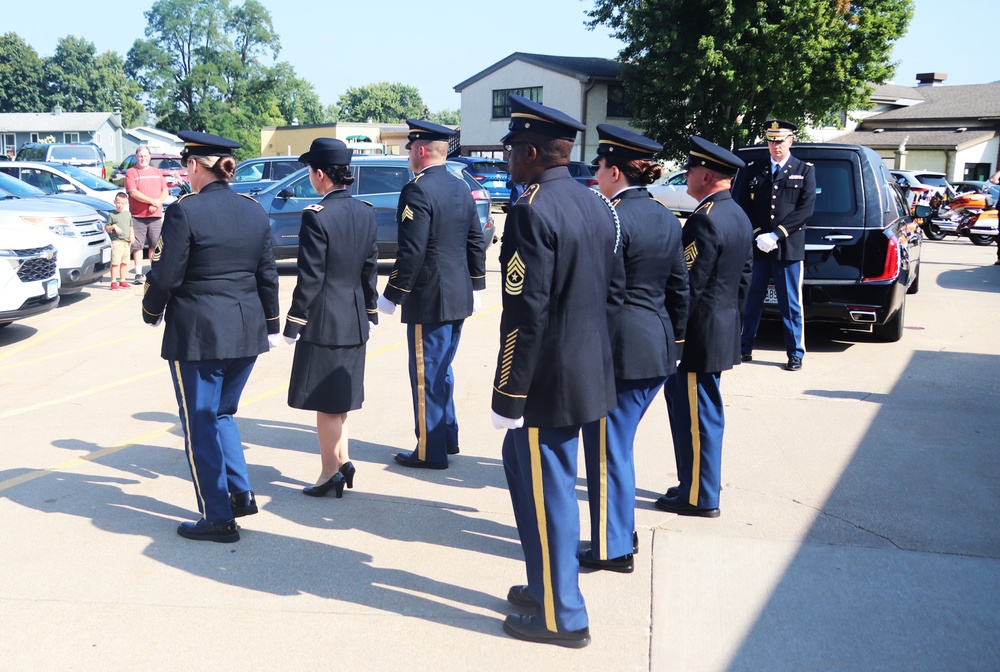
1, 221, 998, 671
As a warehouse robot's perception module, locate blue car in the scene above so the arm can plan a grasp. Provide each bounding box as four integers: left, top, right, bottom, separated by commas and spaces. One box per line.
230, 156, 306, 194
448, 157, 510, 204
251, 156, 494, 259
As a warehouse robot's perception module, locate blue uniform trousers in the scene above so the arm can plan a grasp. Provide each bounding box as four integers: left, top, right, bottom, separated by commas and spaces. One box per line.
169, 357, 256, 523
503, 425, 588, 633
741, 258, 805, 359
581, 376, 665, 559
406, 320, 463, 465
663, 372, 725, 509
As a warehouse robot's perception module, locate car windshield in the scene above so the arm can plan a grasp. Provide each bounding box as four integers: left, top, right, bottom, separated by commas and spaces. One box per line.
472, 161, 508, 175
0, 171, 46, 197
46, 163, 119, 190
47, 146, 101, 162
152, 158, 184, 171
915, 174, 950, 188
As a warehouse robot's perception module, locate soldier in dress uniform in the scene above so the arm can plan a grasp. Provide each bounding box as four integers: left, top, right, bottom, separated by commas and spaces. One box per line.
579, 124, 689, 572
141, 131, 280, 543
283, 138, 379, 499
377, 120, 487, 470
735, 119, 816, 370
491, 95, 624, 648
654, 136, 752, 518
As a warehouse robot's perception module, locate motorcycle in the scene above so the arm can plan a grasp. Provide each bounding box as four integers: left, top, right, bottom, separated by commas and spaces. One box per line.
919, 189, 997, 245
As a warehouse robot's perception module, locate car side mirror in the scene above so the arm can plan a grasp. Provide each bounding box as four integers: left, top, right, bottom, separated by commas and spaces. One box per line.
914, 204, 932, 218
278, 188, 294, 199
57, 183, 78, 194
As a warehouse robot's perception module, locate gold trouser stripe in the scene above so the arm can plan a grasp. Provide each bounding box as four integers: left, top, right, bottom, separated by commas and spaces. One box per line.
528, 427, 556, 631
687, 372, 701, 506
598, 417, 608, 560
795, 261, 806, 354
414, 325, 427, 461
173, 361, 206, 515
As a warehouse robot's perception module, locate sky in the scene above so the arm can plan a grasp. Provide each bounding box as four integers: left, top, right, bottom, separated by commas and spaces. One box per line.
4, 0, 995, 114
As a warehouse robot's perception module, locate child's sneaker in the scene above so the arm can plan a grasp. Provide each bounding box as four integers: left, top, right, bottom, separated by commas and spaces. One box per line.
111, 282, 120, 290
119, 281, 131, 288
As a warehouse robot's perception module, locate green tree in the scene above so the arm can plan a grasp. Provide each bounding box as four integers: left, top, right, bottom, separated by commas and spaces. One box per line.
0, 32, 45, 113
44, 36, 145, 126
430, 109, 461, 126
588, 0, 913, 159
337, 82, 424, 123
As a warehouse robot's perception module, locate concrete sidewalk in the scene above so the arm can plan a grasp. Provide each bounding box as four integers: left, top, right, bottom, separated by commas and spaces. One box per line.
1, 232, 998, 671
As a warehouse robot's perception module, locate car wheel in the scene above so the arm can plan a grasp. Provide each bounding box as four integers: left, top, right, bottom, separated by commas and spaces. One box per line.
922, 220, 946, 241
873, 297, 905, 342
906, 263, 920, 295
968, 233, 994, 246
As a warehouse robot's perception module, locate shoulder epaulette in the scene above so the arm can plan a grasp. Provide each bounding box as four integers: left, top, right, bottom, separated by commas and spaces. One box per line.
176, 192, 195, 202
521, 183, 540, 204
413, 172, 426, 183
239, 193, 259, 204
304, 204, 324, 212
805, 161, 814, 166
357, 199, 374, 207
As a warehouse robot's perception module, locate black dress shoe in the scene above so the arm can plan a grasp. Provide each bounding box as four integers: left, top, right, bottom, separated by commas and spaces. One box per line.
786, 356, 802, 371
230, 490, 258, 518
447, 445, 460, 455
741, 352, 753, 362
633, 530, 639, 555
339, 461, 356, 489
654, 494, 720, 518
394, 452, 448, 470
578, 549, 634, 573
503, 614, 590, 648
303, 472, 346, 498
177, 518, 239, 543
664, 485, 680, 499
506, 585, 538, 609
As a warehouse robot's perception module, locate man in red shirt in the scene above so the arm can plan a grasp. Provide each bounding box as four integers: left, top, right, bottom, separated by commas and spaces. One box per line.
125, 145, 169, 282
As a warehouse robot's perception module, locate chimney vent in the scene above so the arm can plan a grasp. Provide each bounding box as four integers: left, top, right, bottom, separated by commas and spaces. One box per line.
916, 72, 947, 87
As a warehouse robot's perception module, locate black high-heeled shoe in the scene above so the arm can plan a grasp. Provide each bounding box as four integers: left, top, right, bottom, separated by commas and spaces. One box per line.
303, 472, 346, 498
339, 461, 356, 489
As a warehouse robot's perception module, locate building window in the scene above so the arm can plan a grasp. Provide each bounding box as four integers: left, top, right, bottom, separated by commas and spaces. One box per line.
64, 132, 80, 143
93, 132, 102, 145
607, 84, 629, 118
963, 162, 990, 181
2, 134, 14, 157
493, 87, 542, 118
30, 133, 39, 143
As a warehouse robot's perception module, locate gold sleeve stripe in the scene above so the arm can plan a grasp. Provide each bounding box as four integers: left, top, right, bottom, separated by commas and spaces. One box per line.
471, 274, 485, 279
778, 225, 789, 237
386, 282, 410, 293
286, 315, 307, 325
265, 316, 280, 321
493, 387, 528, 399
498, 330, 517, 388
142, 306, 161, 317
367, 308, 378, 313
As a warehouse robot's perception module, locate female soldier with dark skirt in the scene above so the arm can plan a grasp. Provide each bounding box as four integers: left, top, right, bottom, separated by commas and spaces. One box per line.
579, 124, 690, 569
283, 138, 379, 498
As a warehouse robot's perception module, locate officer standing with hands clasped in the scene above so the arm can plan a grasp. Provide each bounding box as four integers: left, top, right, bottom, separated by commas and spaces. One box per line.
655, 136, 752, 519
491, 95, 624, 648
141, 131, 280, 543
736, 120, 816, 370
378, 120, 487, 470
579, 124, 689, 572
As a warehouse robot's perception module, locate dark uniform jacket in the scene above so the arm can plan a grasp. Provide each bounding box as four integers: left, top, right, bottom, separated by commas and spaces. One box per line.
734, 154, 816, 261
141, 181, 280, 360
382, 164, 487, 323
611, 187, 690, 380
283, 189, 379, 345
491, 166, 624, 427
678, 190, 753, 374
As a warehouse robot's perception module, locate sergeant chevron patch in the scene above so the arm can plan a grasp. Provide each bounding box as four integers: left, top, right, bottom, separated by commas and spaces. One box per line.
684, 241, 698, 269
401, 205, 414, 222
505, 251, 525, 295
151, 237, 163, 262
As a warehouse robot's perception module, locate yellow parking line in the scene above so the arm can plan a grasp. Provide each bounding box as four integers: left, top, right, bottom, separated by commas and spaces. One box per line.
0, 369, 167, 420
0, 330, 157, 373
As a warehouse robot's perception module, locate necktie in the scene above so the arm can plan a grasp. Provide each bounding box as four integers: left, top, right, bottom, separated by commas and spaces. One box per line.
772, 164, 780, 180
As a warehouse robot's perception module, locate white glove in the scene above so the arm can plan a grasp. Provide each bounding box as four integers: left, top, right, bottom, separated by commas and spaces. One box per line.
491, 411, 525, 430
755, 232, 779, 253
283, 334, 299, 346
368, 320, 376, 334
377, 295, 396, 316
472, 290, 483, 314
267, 333, 281, 350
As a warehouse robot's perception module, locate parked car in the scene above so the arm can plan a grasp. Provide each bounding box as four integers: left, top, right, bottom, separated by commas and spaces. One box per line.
0, 170, 115, 223
0, 161, 124, 205
648, 170, 699, 217
0, 175, 111, 295
113, 152, 187, 188
890, 169, 954, 211
0, 213, 60, 328
231, 157, 306, 194
567, 161, 599, 188
733, 143, 922, 342
253, 156, 494, 260
448, 157, 510, 204
15, 142, 107, 180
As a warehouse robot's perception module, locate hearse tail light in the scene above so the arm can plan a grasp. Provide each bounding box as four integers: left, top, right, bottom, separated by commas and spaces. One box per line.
863, 234, 900, 283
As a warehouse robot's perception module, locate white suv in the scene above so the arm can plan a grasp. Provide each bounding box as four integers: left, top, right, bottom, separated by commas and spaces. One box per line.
0, 217, 60, 328
0, 200, 111, 295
